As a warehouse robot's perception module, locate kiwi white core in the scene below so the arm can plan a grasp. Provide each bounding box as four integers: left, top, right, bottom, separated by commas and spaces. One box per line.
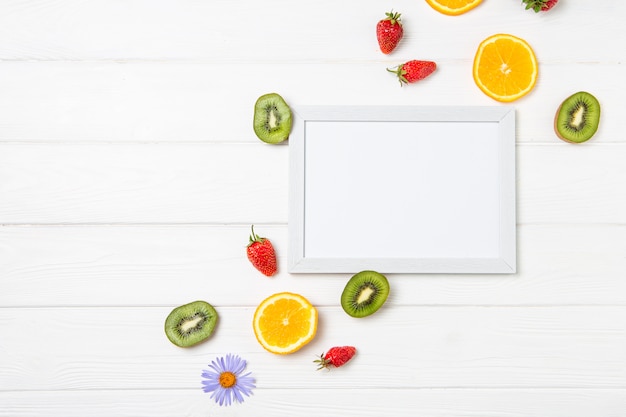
570, 106, 585, 130
268, 109, 278, 129
179, 315, 204, 333
356, 286, 375, 304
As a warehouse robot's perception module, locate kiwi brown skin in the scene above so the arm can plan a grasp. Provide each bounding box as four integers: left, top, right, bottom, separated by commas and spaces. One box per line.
164, 300, 218, 347
554, 91, 601, 144
253, 93, 292, 144
341, 270, 390, 318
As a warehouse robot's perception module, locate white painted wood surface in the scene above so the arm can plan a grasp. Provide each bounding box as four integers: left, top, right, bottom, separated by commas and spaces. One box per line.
1, 1, 625, 416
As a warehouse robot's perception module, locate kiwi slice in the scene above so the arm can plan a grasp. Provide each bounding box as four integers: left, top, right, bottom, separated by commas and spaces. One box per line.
554, 91, 601, 143
164, 300, 218, 347
341, 270, 390, 318
253, 93, 292, 144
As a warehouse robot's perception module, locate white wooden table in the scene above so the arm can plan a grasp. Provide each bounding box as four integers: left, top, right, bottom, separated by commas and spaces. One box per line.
1, 1, 625, 415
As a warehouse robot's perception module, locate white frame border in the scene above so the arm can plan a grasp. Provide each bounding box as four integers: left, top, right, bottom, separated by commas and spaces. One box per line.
288, 106, 516, 274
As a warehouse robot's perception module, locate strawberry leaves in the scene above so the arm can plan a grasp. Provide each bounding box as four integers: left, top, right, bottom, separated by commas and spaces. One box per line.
522, 0, 558, 12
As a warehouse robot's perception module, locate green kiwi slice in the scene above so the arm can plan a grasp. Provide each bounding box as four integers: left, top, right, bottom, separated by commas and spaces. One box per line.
341, 270, 390, 318
164, 300, 218, 347
554, 91, 601, 143
253, 93, 292, 144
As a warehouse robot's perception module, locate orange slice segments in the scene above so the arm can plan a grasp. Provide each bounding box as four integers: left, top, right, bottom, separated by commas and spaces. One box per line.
252, 292, 318, 354
425, 0, 482, 16
473, 33, 539, 102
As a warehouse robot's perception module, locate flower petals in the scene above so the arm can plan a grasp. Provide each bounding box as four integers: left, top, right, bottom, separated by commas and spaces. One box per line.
200, 354, 256, 406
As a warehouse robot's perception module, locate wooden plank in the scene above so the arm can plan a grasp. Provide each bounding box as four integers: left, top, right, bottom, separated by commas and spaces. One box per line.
0, 0, 623, 62
0, 143, 288, 224
1, 389, 625, 417
1, 143, 625, 224
0, 62, 622, 144
0, 306, 624, 391
1, 224, 625, 307
517, 144, 626, 224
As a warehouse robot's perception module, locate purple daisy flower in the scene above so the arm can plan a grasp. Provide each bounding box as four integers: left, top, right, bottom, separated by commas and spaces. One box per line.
201, 354, 256, 406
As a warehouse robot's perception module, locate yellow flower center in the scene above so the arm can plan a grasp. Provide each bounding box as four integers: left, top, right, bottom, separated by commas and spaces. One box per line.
219, 371, 237, 388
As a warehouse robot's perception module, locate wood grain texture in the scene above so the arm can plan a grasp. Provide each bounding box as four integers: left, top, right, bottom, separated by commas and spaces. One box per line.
0, 0, 623, 62
0, 62, 622, 143
1, 224, 625, 306
1, 389, 626, 417
1, 306, 625, 391
1, 0, 625, 415
0, 143, 625, 224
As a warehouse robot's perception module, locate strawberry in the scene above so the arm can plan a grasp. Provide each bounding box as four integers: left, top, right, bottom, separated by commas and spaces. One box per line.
246, 225, 277, 276
376, 11, 404, 54
522, 0, 558, 12
387, 60, 437, 86
314, 346, 356, 370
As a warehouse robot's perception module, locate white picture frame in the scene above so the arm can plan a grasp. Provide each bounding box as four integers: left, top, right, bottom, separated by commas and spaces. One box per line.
288, 106, 516, 274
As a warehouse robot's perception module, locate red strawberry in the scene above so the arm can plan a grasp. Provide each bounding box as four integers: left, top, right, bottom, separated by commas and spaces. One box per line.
522, 0, 558, 12
376, 11, 404, 54
387, 60, 437, 86
246, 225, 277, 276
314, 346, 356, 370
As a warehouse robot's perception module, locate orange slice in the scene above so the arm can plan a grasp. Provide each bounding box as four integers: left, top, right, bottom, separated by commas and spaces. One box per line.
473, 33, 539, 102
252, 292, 318, 354
425, 0, 482, 15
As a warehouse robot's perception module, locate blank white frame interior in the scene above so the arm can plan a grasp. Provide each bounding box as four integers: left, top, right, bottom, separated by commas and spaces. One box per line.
288, 106, 516, 274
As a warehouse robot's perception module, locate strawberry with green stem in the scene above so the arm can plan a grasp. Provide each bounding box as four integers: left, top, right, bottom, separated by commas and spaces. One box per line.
387, 60, 437, 86
522, 0, 558, 12
246, 225, 277, 276
315, 346, 357, 370
376, 11, 404, 54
